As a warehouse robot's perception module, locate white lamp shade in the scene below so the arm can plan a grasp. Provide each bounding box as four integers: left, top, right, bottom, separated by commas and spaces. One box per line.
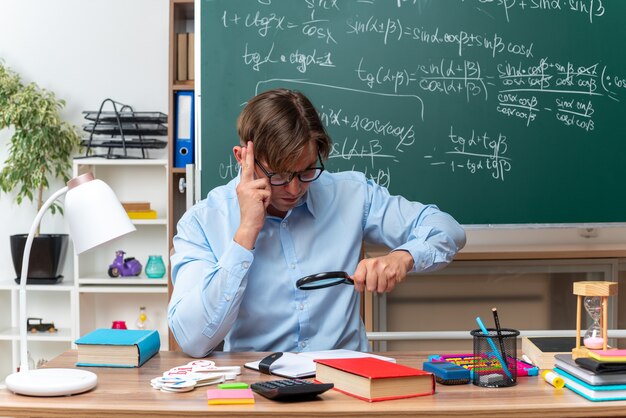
65, 176, 135, 254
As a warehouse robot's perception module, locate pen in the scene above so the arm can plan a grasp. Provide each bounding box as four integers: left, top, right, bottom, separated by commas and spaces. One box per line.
475, 316, 512, 380
492, 307, 508, 371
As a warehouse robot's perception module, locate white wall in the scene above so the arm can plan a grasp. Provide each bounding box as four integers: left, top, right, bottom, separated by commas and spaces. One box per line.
0, 0, 168, 280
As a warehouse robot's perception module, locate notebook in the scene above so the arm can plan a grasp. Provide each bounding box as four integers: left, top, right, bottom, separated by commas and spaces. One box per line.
244, 349, 396, 379
554, 354, 626, 386
554, 368, 626, 401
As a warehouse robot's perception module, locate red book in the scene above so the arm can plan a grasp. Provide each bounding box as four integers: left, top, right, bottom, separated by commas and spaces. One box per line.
314, 357, 434, 402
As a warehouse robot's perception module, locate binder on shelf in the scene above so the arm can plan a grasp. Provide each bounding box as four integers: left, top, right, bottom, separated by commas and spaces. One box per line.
174, 91, 194, 168
177, 32, 188, 82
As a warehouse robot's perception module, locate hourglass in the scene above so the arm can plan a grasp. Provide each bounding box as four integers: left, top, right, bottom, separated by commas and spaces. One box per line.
583, 296, 604, 349
573, 281, 618, 359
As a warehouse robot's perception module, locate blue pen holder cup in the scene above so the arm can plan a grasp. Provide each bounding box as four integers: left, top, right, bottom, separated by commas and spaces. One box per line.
470, 327, 520, 388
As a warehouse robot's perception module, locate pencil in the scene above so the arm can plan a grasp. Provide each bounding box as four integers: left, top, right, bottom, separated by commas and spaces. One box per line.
475, 316, 512, 380
492, 308, 509, 376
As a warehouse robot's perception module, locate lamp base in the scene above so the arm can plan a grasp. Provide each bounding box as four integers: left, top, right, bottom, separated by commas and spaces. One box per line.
5, 368, 97, 396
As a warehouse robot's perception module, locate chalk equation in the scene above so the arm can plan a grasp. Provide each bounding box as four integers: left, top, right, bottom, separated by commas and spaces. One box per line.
242, 42, 334, 73
204, 0, 626, 196
495, 58, 622, 131
458, 0, 605, 24
427, 126, 512, 181
356, 58, 490, 101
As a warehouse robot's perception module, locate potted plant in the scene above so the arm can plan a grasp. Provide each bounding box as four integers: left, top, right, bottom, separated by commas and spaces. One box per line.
0, 61, 81, 283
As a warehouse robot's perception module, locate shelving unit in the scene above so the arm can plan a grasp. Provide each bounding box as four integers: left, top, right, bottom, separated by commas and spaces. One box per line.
72, 158, 170, 351
0, 158, 172, 383
0, 279, 74, 381
168, 0, 195, 351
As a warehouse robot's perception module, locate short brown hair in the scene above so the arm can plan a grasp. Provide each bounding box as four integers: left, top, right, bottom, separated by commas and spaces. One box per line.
237, 88, 331, 173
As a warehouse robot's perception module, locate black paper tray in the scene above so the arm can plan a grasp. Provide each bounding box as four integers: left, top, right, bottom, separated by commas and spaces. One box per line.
83, 123, 168, 136
82, 111, 167, 124
81, 138, 167, 149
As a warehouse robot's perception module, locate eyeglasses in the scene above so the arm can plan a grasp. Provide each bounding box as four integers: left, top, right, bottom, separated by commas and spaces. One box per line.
255, 153, 325, 186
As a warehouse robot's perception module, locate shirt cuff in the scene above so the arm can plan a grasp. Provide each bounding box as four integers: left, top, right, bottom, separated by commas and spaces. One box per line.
394, 241, 434, 272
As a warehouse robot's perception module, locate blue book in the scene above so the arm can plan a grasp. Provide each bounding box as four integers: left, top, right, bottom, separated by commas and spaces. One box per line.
75, 329, 160, 368
554, 368, 626, 401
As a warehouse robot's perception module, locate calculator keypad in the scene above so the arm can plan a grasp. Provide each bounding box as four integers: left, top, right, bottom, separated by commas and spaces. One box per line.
250, 379, 334, 401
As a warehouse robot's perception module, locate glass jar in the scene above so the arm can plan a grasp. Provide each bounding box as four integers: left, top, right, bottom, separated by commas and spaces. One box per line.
145, 255, 166, 278
135, 306, 151, 330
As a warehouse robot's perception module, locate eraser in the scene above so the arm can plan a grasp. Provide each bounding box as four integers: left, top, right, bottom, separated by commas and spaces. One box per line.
218, 382, 249, 389
423, 361, 470, 385
479, 373, 504, 384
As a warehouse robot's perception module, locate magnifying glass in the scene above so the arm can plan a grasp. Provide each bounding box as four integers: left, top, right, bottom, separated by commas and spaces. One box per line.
296, 271, 354, 290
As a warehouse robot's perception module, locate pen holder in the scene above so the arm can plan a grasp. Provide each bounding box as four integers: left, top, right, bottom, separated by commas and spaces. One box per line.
470, 327, 519, 388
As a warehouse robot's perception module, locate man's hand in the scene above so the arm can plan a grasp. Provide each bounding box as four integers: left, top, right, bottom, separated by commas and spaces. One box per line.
352, 250, 414, 293
233, 141, 271, 250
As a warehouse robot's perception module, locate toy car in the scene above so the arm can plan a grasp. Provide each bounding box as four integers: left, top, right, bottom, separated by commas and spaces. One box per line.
27, 317, 57, 333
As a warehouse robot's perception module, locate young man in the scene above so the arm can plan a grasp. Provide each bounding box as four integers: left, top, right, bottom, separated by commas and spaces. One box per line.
168, 88, 466, 357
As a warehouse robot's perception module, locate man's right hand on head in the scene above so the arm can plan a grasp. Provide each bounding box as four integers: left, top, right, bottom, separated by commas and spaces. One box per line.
234, 141, 271, 250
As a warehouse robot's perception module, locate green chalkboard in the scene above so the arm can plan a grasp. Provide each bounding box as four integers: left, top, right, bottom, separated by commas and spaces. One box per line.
199, 0, 626, 225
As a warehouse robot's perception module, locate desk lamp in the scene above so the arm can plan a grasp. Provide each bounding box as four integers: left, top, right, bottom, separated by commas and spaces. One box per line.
5, 172, 135, 396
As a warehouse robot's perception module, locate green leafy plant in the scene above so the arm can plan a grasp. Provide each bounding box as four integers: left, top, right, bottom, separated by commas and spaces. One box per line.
0, 61, 81, 235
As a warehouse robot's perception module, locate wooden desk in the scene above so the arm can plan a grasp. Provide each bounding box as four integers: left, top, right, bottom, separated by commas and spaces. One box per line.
2, 351, 626, 417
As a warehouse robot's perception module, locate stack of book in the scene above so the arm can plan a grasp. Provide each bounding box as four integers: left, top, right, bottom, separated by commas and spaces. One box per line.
122, 201, 157, 220
554, 352, 626, 401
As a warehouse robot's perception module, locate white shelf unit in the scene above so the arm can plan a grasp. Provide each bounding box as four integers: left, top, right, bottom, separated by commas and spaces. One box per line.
72, 158, 170, 351
0, 279, 75, 382
0, 158, 172, 383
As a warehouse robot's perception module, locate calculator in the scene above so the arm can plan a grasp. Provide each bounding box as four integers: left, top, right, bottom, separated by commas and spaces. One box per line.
250, 379, 334, 401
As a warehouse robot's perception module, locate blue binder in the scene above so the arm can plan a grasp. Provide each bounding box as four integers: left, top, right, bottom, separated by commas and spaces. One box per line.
174, 91, 194, 167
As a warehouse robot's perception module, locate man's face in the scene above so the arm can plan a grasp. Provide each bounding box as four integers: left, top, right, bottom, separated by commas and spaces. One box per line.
255, 143, 319, 216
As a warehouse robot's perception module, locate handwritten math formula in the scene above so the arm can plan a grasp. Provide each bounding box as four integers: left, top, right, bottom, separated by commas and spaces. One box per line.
202, 0, 626, 225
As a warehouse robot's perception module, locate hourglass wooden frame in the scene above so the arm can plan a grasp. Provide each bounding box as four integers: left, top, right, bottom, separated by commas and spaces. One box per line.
572, 281, 618, 359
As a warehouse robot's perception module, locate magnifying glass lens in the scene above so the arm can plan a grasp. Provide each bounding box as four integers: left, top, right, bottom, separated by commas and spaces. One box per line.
298, 277, 348, 290
296, 271, 354, 290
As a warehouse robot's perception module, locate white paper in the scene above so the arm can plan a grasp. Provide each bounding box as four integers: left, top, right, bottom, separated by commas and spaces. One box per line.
244, 349, 396, 379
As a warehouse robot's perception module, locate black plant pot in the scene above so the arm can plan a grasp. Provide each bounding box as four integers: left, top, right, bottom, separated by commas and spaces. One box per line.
10, 234, 69, 284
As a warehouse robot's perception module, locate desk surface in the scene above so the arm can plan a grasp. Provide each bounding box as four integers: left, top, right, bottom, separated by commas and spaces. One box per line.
2, 351, 626, 417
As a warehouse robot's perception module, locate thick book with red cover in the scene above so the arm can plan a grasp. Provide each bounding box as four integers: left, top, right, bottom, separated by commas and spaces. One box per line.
314, 357, 434, 402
